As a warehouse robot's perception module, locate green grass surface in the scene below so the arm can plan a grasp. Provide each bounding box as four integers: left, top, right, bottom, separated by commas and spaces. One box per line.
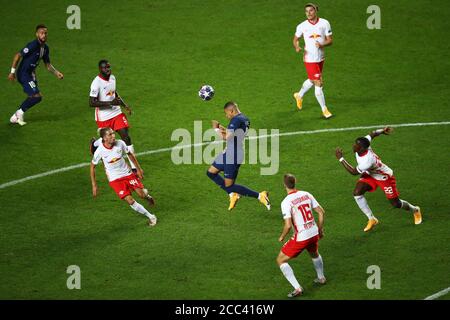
0, 0, 449, 299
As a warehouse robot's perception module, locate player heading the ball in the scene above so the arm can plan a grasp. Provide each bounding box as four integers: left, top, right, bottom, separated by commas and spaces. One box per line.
206, 101, 271, 211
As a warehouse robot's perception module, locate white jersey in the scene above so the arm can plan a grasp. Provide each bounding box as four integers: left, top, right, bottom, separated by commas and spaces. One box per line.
295, 18, 332, 63
355, 135, 394, 180
92, 140, 131, 182
281, 190, 320, 241
89, 74, 122, 121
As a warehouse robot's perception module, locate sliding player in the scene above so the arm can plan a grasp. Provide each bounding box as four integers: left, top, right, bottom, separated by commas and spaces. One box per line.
90, 127, 157, 227
292, 3, 333, 119
206, 101, 270, 211
8, 24, 64, 126
276, 174, 326, 298
335, 127, 422, 232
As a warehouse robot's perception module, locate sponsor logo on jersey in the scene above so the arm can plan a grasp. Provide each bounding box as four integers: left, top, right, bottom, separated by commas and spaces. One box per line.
108, 157, 121, 164
309, 33, 321, 39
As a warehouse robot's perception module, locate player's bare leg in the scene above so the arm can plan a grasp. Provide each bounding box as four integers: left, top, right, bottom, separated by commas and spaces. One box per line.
123, 195, 157, 227
135, 187, 155, 207
294, 79, 313, 110
353, 182, 379, 232
308, 250, 326, 284
313, 79, 332, 119
389, 197, 422, 225
117, 128, 137, 171
276, 251, 303, 297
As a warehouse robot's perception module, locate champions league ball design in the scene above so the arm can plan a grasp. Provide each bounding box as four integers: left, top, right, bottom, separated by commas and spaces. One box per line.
198, 85, 215, 101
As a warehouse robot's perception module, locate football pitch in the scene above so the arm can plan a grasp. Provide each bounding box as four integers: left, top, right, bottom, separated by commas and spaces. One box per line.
0, 0, 449, 300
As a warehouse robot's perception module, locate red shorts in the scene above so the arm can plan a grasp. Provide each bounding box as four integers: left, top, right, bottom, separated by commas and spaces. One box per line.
109, 173, 144, 199
304, 61, 324, 80
281, 234, 319, 258
359, 174, 400, 199
96, 113, 129, 131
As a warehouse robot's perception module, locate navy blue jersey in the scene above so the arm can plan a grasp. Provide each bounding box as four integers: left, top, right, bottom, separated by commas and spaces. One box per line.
17, 39, 50, 75
227, 113, 250, 133
225, 113, 250, 161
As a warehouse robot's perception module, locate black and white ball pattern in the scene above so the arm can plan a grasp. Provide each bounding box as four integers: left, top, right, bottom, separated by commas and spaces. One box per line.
198, 85, 215, 101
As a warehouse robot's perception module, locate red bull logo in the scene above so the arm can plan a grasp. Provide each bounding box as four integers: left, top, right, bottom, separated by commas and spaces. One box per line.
108, 157, 121, 164
309, 33, 321, 39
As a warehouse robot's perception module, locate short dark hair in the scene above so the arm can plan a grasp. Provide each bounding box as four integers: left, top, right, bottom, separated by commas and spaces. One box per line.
224, 101, 238, 109
99, 127, 113, 139
36, 24, 47, 31
98, 59, 109, 68
356, 137, 371, 149
284, 174, 296, 189
305, 3, 319, 11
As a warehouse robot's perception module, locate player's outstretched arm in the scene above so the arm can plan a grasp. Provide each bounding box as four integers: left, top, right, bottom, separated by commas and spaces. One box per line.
90, 163, 98, 197
335, 147, 359, 175
45, 63, 64, 79
8, 52, 21, 81
278, 218, 292, 242
369, 127, 393, 139
314, 206, 325, 238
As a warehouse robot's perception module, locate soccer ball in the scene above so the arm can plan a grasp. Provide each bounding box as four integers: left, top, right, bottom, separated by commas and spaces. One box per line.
198, 85, 215, 101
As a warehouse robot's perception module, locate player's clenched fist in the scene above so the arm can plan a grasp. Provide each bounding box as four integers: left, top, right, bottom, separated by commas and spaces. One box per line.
335, 147, 343, 159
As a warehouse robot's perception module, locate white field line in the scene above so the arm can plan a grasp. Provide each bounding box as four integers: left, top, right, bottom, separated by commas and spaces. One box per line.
1, 121, 450, 190
424, 287, 450, 300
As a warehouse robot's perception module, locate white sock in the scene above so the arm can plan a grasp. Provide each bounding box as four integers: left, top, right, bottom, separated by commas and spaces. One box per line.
93, 137, 102, 148
127, 144, 137, 169
279, 263, 301, 290
400, 200, 418, 213
312, 255, 325, 279
130, 201, 153, 219
354, 195, 374, 220
314, 86, 327, 111
16, 109, 24, 116
298, 79, 313, 98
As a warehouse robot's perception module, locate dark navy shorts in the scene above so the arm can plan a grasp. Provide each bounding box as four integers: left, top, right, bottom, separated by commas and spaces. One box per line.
212, 152, 241, 180
18, 73, 40, 96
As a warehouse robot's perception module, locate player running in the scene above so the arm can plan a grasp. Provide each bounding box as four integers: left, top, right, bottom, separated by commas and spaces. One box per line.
90, 127, 157, 227
206, 101, 271, 211
8, 24, 64, 126
277, 174, 326, 298
292, 3, 333, 119
89, 59, 137, 171
335, 127, 422, 232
